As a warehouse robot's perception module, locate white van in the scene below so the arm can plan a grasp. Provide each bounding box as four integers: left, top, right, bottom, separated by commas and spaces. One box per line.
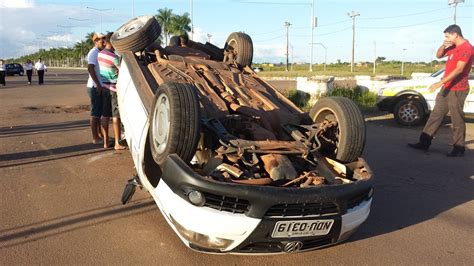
376, 69, 474, 126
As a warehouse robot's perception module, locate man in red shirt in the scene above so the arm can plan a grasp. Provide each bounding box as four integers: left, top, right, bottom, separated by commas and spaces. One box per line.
409, 24, 473, 157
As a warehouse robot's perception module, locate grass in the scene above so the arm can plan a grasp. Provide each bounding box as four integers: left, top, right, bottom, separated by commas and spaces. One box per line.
284, 86, 378, 113
323, 87, 378, 112
256, 63, 440, 79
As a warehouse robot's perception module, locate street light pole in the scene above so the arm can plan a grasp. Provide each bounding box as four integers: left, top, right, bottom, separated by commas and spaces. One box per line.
401, 48, 407, 76
207, 33, 212, 43
69, 17, 91, 43
348, 11, 360, 73
86, 6, 113, 33
284, 21, 292, 72
313, 43, 327, 72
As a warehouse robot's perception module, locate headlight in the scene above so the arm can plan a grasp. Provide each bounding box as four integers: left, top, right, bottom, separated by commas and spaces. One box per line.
170, 215, 234, 250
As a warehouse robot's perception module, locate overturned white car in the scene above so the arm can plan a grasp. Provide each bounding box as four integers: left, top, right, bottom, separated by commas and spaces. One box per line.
113, 16, 374, 254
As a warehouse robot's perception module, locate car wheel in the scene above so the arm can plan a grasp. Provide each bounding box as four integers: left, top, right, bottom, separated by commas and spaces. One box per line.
148, 83, 201, 166
111, 15, 161, 55
309, 97, 366, 163
224, 32, 253, 67
393, 98, 425, 126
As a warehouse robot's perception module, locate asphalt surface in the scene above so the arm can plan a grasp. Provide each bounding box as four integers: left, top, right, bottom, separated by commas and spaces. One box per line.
0, 69, 473, 265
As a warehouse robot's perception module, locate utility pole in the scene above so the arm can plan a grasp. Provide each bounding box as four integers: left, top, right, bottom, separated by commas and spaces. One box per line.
401, 48, 407, 76
448, 0, 464, 24
373, 41, 376, 74
207, 33, 212, 43
348, 11, 360, 73
284, 21, 292, 72
309, 0, 315, 72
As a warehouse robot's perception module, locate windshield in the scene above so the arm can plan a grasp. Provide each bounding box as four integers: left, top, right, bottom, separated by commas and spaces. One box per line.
430, 68, 444, 77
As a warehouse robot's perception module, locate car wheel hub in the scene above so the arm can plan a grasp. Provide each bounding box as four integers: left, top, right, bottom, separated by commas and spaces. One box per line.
399, 104, 418, 122
115, 16, 150, 39
152, 94, 170, 154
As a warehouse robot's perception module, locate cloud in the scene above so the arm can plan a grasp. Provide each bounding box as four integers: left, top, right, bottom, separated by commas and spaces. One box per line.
0, 0, 35, 8
0, 3, 90, 58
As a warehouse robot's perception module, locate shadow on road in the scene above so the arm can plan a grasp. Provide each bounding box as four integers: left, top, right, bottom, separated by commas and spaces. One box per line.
0, 120, 89, 138
350, 115, 474, 243
0, 142, 107, 168
0, 200, 155, 249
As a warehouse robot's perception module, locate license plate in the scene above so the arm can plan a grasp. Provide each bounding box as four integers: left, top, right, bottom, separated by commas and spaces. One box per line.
271, 219, 334, 238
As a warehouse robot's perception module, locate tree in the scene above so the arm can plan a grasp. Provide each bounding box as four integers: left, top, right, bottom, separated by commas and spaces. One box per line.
156, 8, 174, 46
375, 56, 386, 63
169, 12, 191, 37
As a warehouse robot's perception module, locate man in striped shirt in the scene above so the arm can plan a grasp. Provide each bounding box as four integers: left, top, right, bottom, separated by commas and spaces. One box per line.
98, 32, 127, 150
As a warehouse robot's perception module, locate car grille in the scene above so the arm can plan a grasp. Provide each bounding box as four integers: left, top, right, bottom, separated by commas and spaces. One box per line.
347, 189, 371, 210
202, 192, 250, 214
239, 237, 333, 253
265, 202, 339, 217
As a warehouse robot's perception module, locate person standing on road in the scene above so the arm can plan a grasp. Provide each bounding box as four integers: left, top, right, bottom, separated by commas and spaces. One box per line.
25, 59, 33, 85
86, 32, 106, 145
408, 24, 473, 157
34, 58, 47, 85
0, 59, 6, 86
98, 32, 127, 150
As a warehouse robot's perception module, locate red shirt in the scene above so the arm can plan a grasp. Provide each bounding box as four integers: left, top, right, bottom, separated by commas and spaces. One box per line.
443, 40, 473, 91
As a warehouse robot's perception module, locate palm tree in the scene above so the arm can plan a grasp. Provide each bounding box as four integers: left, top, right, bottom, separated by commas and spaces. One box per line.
155, 8, 174, 46
169, 12, 191, 37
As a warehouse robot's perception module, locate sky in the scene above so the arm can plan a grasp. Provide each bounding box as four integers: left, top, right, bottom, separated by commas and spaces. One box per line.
0, 0, 473, 64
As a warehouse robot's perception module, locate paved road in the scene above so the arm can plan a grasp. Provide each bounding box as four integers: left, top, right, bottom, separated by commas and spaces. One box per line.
0, 69, 473, 264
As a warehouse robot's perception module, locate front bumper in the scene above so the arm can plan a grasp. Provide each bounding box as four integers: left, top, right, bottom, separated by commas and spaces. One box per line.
156, 154, 373, 254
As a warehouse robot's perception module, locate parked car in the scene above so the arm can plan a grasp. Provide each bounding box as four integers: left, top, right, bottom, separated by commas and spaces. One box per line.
376, 68, 474, 126
113, 15, 374, 254
5, 63, 24, 76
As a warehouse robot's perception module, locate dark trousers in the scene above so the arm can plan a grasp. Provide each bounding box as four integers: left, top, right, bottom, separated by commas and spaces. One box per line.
37, 70, 44, 84
0, 70, 5, 86
423, 89, 469, 147
27, 70, 33, 83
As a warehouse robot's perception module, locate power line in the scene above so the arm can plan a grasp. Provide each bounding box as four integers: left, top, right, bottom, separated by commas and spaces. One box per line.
253, 34, 285, 43
359, 7, 450, 20
359, 17, 451, 29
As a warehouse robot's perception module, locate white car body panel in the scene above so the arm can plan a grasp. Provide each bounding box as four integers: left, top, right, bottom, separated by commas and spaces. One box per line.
378, 69, 474, 113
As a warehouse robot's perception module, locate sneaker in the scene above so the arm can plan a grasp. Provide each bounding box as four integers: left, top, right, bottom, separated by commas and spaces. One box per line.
28, 82, 31, 85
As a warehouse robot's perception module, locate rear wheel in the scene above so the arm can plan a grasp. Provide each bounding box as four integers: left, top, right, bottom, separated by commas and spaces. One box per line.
310, 97, 366, 163
111, 15, 161, 55
393, 98, 425, 126
224, 32, 253, 67
148, 83, 201, 166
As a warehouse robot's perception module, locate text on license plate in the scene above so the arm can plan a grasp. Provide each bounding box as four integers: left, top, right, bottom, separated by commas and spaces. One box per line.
271, 219, 334, 238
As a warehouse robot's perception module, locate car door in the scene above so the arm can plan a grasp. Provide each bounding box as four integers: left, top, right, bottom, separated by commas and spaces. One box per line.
464, 73, 474, 114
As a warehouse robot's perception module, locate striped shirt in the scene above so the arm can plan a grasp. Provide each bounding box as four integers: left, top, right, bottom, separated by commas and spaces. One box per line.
98, 48, 120, 92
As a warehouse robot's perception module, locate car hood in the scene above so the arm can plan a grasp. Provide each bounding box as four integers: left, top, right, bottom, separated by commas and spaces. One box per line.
381, 77, 439, 89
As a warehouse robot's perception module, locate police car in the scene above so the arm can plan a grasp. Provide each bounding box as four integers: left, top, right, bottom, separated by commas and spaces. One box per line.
376, 68, 474, 126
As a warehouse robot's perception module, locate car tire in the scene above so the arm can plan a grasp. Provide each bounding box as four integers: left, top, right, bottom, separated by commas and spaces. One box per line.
309, 97, 366, 163
148, 82, 201, 166
224, 32, 253, 67
393, 98, 425, 126
111, 15, 161, 55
